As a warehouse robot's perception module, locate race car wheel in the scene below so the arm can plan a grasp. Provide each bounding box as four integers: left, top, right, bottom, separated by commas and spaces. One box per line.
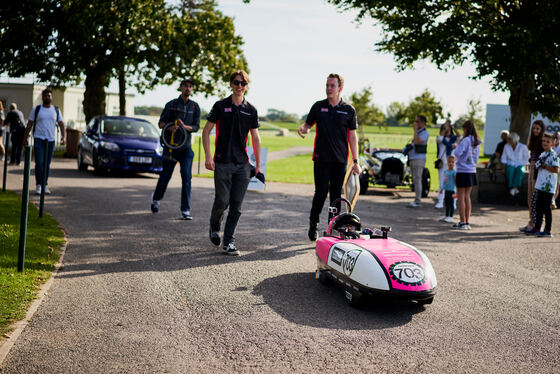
315, 269, 329, 285
421, 168, 431, 198
344, 287, 364, 308
359, 172, 369, 195
417, 297, 434, 306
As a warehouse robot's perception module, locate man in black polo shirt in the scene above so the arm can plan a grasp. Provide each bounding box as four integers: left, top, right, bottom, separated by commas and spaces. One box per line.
150, 78, 200, 220
298, 73, 360, 241
202, 70, 262, 256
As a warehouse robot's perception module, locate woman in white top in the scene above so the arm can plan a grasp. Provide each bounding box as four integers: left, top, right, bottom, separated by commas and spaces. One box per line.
500, 132, 529, 196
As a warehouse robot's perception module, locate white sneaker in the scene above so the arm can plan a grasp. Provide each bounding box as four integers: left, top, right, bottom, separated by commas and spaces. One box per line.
44, 185, 51, 195
514, 187, 520, 196
509, 188, 516, 196
435, 203, 444, 209
439, 216, 447, 222
407, 202, 421, 208
35, 185, 42, 195
444, 216, 455, 223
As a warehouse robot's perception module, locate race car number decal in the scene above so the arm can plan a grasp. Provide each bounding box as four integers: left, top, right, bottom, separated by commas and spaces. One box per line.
341, 249, 362, 276
389, 261, 426, 286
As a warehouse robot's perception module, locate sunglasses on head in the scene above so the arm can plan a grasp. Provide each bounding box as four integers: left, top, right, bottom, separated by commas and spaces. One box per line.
232, 80, 248, 86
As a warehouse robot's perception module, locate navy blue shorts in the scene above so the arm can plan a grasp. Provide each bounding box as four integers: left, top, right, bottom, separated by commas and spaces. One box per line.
456, 172, 477, 188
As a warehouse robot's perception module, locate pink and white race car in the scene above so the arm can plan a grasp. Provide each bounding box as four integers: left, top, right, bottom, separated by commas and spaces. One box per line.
315, 198, 437, 306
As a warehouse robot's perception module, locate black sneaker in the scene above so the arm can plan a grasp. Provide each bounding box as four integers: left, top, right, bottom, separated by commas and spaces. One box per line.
222, 242, 240, 256
308, 222, 318, 241
150, 200, 159, 213
181, 210, 192, 220
209, 232, 221, 246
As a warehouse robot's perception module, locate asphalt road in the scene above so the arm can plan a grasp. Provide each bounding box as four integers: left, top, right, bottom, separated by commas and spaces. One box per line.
1, 159, 559, 373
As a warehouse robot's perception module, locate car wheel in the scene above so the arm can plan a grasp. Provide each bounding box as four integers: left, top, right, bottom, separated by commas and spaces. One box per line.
359, 172, 369, 195
93, 153, 106, 175
421, 168, 431, 198
77, 148, 88, 171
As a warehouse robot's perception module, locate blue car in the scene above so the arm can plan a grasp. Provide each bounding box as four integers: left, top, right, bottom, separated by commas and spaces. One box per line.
77, 116, 163, 174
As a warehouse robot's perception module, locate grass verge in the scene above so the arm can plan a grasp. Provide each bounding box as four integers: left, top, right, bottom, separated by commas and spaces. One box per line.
0, 191, 65, 336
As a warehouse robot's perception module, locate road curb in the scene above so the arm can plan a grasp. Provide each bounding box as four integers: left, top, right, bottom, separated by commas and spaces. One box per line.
0, 234, 68, 367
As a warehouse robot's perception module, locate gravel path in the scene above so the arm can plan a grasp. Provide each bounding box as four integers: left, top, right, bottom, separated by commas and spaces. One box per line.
1, 159, 559, 373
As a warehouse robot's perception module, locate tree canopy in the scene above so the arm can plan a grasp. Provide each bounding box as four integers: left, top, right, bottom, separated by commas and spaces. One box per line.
328, 0, 560, 141
0, 0, 248, 123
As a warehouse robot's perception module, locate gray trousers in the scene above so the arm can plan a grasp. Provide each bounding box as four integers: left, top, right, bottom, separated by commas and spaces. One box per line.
210, 162, 251, 245
410, 158, 426, 204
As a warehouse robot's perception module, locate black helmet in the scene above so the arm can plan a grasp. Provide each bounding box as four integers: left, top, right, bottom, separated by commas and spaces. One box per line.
331, 212, 361, 234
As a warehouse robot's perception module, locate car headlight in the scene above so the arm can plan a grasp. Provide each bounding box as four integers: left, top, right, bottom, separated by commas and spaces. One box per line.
100, 141, 120, 152
155, 143, 163, 155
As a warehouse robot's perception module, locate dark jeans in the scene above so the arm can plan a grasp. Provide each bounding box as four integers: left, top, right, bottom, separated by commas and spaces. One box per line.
310, 161, 347, 224
444, 190, 454, 217
34, 139, 54, 186
10, 127, 24, 164
535, 190, 553, 232
210, 162, 250, 245
153, 148, 194, 212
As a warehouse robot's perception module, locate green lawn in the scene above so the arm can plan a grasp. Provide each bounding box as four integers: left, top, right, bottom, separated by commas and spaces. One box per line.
0, 191, 65, 335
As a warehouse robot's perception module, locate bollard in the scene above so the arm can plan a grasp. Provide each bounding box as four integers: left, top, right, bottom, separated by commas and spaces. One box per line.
18, 146, 31, 272
2, 130, 8, 191
39, 139, 48, 218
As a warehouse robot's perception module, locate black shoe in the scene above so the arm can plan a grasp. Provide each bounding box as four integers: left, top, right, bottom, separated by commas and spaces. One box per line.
181, 210, 192, 220
222, 242, 240, 256
308, 222, 318, 241
209, 231, 221, 246
150, 200, 159, 213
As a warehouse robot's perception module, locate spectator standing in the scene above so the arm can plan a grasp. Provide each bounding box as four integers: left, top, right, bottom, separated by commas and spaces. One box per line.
407, 115, 430, 208
520, 120, 545, 231
298, 73, 360, 240
23, 88, 66, 195
500, 132, 529, 196
202, 70, 262, 256
150, 79, 200, 220
3, 103, 26, 165
525, 133, 559, 237
435, 120, 458, 208
452, 120, 481, 230
439, 155, 457, 223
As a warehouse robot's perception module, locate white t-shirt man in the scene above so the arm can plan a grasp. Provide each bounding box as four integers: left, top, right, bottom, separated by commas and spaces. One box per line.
29, 105, 64, 142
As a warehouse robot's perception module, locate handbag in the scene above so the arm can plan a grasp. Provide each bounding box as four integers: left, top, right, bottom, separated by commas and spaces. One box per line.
434, 159, 443, 169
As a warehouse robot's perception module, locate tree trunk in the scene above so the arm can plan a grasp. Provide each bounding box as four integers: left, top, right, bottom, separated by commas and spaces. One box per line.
83, 69, 109, 124
119, 67, 126, 116
508, 78, 535, 144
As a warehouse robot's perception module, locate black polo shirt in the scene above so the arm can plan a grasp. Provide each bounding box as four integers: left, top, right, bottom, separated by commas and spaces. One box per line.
159, 95, 200, 149
305, 99, 358, 163
207, 95, 259, 164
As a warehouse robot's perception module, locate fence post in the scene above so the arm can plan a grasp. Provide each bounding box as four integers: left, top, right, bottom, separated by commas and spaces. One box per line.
39, 139, 48, 218
18, 146, 31, 272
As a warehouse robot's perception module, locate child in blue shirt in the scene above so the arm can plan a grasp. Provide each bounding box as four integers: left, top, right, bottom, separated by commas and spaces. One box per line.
440, 155, 457, 223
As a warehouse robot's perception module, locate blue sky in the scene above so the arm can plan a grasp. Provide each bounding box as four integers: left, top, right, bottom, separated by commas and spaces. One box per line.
134, 0, 509, 119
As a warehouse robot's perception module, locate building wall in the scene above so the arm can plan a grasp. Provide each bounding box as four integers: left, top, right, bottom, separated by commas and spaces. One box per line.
0, 83, 135, 130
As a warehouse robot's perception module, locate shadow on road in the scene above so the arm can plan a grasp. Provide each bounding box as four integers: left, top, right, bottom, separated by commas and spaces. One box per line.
252, 272, 424, 330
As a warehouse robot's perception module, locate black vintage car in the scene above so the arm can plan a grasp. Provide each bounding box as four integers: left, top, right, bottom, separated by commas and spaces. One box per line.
359, 148, 430, 197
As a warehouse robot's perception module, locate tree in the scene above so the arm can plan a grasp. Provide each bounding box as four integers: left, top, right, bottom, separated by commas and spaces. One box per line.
262, 108, 299, 123
454, 98, 485, 129
327, 0, 560, 142
402, 90, 444, 126
0, 0, 247, 123
348, 87, 386, 127
386, 101, 407, 126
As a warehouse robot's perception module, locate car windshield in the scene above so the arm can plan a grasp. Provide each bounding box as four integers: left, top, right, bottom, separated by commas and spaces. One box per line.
101, 119, 159, 139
